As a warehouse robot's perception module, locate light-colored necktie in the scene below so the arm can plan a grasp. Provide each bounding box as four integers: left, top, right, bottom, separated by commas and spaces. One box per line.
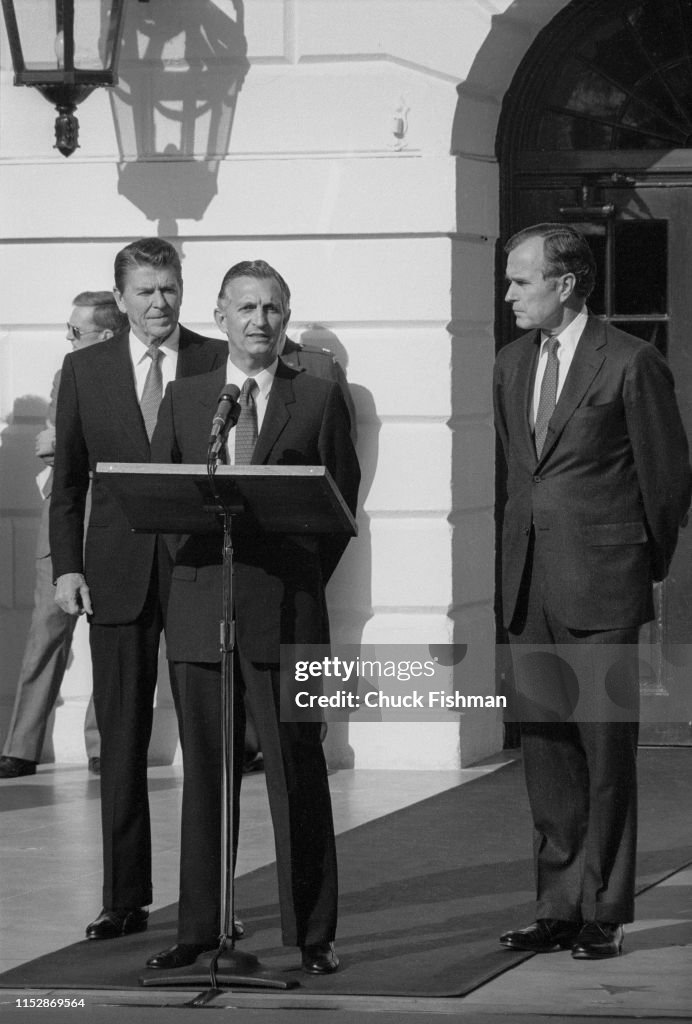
534, 338, 559, 459
234, 377, 258, 465
140, 344, 163, 441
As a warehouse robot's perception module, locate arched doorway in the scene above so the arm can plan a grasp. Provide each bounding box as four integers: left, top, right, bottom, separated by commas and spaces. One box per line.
497, 0, 692, 743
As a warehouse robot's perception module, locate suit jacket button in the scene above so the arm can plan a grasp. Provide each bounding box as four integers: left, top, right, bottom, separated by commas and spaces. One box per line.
533, 474, 541, 482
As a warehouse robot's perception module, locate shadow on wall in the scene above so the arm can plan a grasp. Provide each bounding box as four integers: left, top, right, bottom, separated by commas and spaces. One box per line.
0, 396, 49, 747
110, 0, 250, 235
299, 327, 380, 770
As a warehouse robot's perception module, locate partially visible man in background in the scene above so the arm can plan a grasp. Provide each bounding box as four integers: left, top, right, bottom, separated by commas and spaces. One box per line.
0, 292, 127, 780
50, 238, 227, 943
281, 334, 356, 439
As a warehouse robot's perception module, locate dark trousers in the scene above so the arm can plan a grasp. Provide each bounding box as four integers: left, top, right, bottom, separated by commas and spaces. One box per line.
89, 547, 169, 910
509, 536, 639, 924
171, 651, 338, 948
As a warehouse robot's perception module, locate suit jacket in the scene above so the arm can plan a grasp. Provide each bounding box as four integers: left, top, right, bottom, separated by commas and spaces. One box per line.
150, 359, 360, 663
50, 326, 227, 624
494, 317, 692, 631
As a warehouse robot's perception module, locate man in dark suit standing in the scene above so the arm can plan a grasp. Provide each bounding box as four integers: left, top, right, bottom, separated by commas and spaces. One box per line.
146, 259, 359, 975
494, 223, 690, 959
50, 238, 227, 941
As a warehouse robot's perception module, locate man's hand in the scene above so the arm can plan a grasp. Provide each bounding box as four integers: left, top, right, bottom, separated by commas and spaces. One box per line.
35, 425, 56, 465
55, 573, 93, 616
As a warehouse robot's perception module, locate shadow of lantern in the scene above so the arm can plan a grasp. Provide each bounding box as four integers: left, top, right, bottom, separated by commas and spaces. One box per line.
109, 0, 249, 234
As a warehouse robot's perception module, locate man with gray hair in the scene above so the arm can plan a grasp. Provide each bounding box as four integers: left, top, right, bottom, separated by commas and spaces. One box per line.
146, 259, 359, 975
0, 292, 127, 780
495, 222, 690, 959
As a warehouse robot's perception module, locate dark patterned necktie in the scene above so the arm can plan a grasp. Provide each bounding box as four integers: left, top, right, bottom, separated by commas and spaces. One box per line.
234, 377, 258, 464
140, 344, 163, 441
534, 337, 559, 459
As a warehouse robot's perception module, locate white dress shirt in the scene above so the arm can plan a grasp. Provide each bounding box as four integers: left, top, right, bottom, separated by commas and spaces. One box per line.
531, 307, 588, 427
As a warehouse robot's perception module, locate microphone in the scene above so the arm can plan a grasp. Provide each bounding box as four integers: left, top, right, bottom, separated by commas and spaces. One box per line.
208, 383, 240, 456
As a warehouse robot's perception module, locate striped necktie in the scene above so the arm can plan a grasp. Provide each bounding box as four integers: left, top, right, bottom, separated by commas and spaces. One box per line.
140, 344, 163, 441
234, 377, 258, 464
534, 337, 559, 459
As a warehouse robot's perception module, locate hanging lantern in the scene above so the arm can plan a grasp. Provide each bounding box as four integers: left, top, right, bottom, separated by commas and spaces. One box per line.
1, 0, 128, 155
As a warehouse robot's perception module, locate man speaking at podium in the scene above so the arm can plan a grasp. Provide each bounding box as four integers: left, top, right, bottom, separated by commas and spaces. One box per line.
148, 260, 360, 975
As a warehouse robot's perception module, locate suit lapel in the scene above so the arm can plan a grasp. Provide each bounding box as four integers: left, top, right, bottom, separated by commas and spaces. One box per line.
538, 316, 606, 463
252, 361, 297, 465
194, 365, 227, 416
184, 367, 225, 459
512, 331, 541, 459
96, 334, 149, 451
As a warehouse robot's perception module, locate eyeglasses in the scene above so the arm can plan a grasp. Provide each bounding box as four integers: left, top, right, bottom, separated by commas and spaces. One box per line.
66, 323, 101, 340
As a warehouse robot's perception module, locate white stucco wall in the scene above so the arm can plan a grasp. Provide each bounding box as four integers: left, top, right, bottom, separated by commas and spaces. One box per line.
0, 0, 571, 769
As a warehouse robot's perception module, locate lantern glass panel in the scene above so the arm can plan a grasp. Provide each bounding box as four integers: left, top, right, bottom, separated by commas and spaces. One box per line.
12, 1, 60, 68
11, 0, 116, 71
74, 0, 116, 70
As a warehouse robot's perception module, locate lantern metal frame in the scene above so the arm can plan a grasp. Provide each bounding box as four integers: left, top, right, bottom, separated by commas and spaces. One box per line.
1, 0, 129, 155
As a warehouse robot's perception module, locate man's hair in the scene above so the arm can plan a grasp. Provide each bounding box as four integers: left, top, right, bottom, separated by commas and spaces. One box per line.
217, 260, 291, 314
113, 237, 183, 293
72, 290, 128, 334
505, 223, 596, 299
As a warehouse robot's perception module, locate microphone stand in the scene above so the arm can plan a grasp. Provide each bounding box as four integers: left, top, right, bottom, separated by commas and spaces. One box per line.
141, 422, 298, 999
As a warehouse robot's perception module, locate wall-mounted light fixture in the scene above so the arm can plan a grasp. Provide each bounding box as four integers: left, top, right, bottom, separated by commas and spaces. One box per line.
1, 0, 129, 156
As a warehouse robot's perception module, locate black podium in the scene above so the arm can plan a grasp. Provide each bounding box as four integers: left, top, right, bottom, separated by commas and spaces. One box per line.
96, 462, 356, 537
95, 461, 356, 995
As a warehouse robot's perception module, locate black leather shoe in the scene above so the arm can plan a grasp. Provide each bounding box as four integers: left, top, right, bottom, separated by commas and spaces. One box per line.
0, 755, 37, 778
146, 942, 214, 970
88, 757, 101, 775
85, 907, 149, 940
301, 941, 339, 974
500, 918, 581, 952
572, 921, 623, 959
